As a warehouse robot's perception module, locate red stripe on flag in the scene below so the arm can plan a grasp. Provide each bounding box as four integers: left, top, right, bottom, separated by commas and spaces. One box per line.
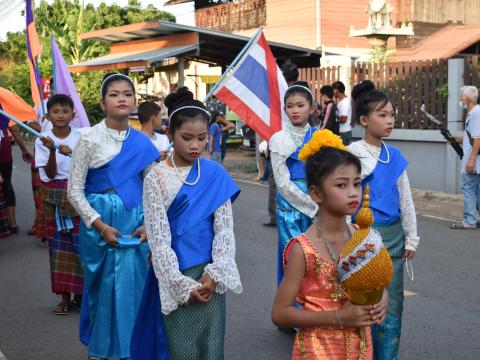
257, 34, 282, 135
216, 87, 275, 141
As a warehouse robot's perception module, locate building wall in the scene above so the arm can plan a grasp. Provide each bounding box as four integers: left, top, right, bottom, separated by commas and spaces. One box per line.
263, 0, 318, 49
412, 0, 480, 24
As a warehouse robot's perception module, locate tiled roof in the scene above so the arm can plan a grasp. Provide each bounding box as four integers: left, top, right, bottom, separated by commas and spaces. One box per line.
393, 24, 480, 62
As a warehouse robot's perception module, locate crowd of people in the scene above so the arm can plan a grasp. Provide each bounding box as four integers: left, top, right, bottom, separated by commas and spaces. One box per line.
2, 60, 479, 360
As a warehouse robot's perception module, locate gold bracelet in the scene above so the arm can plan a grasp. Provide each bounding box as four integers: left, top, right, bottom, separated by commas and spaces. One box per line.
100, 224, 109, 237
335, 309, 343, 329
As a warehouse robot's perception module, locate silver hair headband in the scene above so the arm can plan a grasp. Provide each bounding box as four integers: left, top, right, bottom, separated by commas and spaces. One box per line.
169, 105, 211, 121
100, 74, 135, 98
288, 84, 314, 99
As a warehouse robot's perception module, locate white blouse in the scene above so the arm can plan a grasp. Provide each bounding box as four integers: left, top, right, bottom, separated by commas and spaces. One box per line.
67, 120, 131, 227
269, 123, 318, 219
348, 140, 420, 252
143, 162, 242, 315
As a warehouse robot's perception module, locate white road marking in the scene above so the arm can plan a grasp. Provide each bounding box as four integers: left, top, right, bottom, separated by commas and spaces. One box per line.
0, 349, 7, 360
404, 290, 417, 297
234, 178, 268, 187
419, 214, 458, 223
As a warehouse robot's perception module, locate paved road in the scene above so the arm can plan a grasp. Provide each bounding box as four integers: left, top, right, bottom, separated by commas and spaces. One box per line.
0, 148, 479, 359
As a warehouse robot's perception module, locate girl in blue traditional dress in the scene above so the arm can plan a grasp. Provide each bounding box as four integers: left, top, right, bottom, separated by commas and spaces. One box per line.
130, 87, 242, 360
348, 81, 419, 360
67, 73, 160, 360
269, 81, 318, 285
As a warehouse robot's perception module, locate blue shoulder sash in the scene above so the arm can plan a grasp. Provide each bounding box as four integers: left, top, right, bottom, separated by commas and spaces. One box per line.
286, 127, 315, 180
130, 158, 240, 360
167, 158, 240, 271
85, 128, 159, 210
361, 144, 408, 224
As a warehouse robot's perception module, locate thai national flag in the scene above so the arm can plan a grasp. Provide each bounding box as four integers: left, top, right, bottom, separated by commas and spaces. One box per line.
26, 0, 43, 113
213, 31, 288, 141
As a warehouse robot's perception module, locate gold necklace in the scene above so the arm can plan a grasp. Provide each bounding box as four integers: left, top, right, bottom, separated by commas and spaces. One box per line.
316, 226, 351, 262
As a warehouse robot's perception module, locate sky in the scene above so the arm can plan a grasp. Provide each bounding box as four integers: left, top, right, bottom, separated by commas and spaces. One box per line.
0, 0, 194, 40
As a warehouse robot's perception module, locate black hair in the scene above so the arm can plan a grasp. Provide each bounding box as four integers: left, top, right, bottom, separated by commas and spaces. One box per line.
320, 85, 334, 99
47, 94, 74, 112
101, 72, 135, 100
281, 63, 299, 83
164, 86, 210, 134
284, 81, 313, 105
137, 101, 161, 124
332, 81, 346, 94
306, 147, 361, 189
351, 80, 392, 125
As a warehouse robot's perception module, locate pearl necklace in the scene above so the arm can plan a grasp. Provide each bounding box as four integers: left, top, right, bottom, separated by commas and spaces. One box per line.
362, 140, 390, 164
170, 152, 201, 186
103, 120, 130, 143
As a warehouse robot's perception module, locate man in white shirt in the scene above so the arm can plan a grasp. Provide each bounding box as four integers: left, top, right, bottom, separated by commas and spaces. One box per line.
452, 86, 480, 229
332, 81, 352, 145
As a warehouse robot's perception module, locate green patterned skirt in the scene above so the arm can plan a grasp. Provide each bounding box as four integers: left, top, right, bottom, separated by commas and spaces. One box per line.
371, 220, 405, 360
163, 263, 226, 360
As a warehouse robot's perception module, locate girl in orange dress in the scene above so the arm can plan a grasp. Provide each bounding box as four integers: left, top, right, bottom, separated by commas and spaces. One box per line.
271, 131, 389, 360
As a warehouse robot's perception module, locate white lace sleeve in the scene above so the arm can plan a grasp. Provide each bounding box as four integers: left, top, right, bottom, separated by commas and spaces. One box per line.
203, 200, 242, 295
398, 171, 420, 251
270, 151, 318, 218
67, 137, 100, 227
143, 170, 200, 315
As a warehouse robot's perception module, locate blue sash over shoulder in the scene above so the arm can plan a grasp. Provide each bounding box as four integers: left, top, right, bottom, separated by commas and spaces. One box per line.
286, 127, 315, 180
130, 158, 240, 360
85, 128, 160, 209
361, 144, 408, 224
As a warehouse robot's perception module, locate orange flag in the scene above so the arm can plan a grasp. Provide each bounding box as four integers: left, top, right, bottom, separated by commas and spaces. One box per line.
0, 87, 36, 127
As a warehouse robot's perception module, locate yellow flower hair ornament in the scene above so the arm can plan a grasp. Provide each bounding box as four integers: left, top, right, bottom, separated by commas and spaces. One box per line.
298, 129, 348, 161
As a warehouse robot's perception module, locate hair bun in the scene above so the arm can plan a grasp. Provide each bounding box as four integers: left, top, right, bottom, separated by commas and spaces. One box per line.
351, 80, 376, 101
164, 86, 194, 110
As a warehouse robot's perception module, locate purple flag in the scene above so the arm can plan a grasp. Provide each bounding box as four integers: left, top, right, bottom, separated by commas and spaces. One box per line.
51, 36, 90, 128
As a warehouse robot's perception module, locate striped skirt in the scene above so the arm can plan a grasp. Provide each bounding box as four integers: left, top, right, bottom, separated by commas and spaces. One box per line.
0, 182, 10, 238
32, 163, 46, 239
42, 180, 83, 295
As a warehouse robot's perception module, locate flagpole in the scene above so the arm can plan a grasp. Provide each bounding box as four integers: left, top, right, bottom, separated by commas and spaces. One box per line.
204, 26, 264, 103
0, 108, 68, 155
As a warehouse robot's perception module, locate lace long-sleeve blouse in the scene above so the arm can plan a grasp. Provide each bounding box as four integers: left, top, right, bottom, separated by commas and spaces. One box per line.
348, 140, 420, 252
269, 123, 319, 219
67, 120, 130, 227
143, 162, 242, 315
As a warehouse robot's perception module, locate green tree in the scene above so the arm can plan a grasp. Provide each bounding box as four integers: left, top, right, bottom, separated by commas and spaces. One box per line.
0, 0, 174, 123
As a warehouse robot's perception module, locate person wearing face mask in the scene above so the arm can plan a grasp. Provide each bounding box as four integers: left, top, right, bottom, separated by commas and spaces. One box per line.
451, 86, 480, 229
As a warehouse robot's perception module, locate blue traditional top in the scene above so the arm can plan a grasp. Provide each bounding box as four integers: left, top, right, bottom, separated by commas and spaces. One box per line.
130, 158, 240, 360
286, 127, 315, 180
85, 128, 160, 210
168, 158, 240, 271
362, 144, 408, 224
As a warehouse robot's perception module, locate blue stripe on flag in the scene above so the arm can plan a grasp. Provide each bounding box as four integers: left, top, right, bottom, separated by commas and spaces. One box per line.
233, 55, 270, 107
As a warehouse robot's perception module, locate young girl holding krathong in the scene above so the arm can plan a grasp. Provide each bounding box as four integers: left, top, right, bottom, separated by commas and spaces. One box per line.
348, 81, 419, 360
67, 73, 160, 360
35, 94, 82, 315
131, 87, 242, 360
272, 129, 389, 360
269, 81, 318, 285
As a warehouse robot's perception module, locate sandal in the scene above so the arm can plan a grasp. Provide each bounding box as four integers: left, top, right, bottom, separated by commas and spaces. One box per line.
8, 226, 19, 234
450, 222, 479, 230
27, 226, 36, 236
53, 302, 70, 315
